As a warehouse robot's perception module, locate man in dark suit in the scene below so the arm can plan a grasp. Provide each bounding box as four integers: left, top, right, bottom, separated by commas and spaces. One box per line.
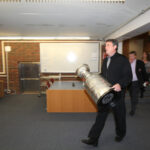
128, 51, 149, 116
81, 39, 132, 147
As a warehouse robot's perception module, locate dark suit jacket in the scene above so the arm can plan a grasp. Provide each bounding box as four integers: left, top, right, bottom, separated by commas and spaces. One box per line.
101, 52, 132, 89
136, 60, 149, 86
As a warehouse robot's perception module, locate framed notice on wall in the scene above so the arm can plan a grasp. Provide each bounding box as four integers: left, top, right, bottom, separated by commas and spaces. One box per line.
40, 42, 100, 73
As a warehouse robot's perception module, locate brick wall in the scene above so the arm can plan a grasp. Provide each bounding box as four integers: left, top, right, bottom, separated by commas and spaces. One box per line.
0, 41, 7, 91
0, 41, 40, 93
0, 41, 2, 72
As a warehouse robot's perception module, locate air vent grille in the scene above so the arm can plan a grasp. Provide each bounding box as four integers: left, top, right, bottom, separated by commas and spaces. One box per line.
0, 0, 21, 2
0, 0, 125, 3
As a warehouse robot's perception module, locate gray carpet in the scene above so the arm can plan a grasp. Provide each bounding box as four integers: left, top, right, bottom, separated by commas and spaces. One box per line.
0, 94, 150, 150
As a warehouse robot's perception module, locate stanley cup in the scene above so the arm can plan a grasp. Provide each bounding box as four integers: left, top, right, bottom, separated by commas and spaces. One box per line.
76, 64, 114, 105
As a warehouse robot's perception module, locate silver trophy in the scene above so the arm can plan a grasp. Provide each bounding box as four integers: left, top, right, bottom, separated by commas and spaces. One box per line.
76, 64, 114, 105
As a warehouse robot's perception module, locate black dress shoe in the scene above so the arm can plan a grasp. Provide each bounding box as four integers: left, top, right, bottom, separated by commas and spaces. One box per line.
129, 111, 135, 116
140, 93, 143, 98
115, 136, 124, 142
81, 138, 98, 147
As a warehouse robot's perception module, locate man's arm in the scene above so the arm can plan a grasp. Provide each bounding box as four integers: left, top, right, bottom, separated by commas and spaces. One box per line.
140, 61, 149, 82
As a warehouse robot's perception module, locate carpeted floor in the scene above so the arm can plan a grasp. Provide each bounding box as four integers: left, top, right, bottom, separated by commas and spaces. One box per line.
0, 94, 150, 150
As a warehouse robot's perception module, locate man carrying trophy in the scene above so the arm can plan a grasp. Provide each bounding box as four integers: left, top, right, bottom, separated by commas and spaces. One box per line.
81, 39, 132, 146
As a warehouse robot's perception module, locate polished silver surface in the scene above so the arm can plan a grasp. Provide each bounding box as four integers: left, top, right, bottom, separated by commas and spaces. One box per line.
76, 64, 114, 105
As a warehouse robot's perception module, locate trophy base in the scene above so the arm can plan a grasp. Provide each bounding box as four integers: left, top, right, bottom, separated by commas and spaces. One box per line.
97, 91, 114, 105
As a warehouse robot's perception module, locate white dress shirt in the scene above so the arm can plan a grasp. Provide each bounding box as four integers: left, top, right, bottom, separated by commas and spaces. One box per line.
131, 59, 138, 81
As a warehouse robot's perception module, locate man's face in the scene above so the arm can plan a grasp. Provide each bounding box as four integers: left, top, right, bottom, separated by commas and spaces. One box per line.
129, 53, 136, 63
105, 42, 116, 56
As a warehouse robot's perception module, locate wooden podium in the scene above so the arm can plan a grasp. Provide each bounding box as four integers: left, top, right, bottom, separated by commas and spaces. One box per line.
46, 81, 97, 112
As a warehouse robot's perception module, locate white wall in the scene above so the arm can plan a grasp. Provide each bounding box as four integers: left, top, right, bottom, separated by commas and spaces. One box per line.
118, 42, 123, 54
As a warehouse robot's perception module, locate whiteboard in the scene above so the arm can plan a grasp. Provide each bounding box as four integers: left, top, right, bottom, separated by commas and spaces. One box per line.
40, 42, 99, 73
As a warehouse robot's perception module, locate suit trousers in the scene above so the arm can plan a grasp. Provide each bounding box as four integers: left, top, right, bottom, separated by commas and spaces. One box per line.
129, 81, 140, 112
88, 91, 126, 140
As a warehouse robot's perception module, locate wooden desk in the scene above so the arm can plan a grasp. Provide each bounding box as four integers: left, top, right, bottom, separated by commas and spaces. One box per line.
46, 81, 97, 112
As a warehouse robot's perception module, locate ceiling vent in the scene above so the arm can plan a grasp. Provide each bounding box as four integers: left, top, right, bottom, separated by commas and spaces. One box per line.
0, 0, 21, 2
82, 0, 125, 3
0, 0, 125, 3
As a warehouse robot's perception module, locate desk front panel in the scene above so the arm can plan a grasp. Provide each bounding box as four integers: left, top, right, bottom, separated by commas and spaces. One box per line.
46, 89, 97, 112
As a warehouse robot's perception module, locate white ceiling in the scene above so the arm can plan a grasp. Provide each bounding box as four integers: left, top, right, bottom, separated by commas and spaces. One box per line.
0, 0, 150, 40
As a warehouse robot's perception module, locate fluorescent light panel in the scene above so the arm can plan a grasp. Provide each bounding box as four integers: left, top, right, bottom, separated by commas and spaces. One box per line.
0, 36, 90, 40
